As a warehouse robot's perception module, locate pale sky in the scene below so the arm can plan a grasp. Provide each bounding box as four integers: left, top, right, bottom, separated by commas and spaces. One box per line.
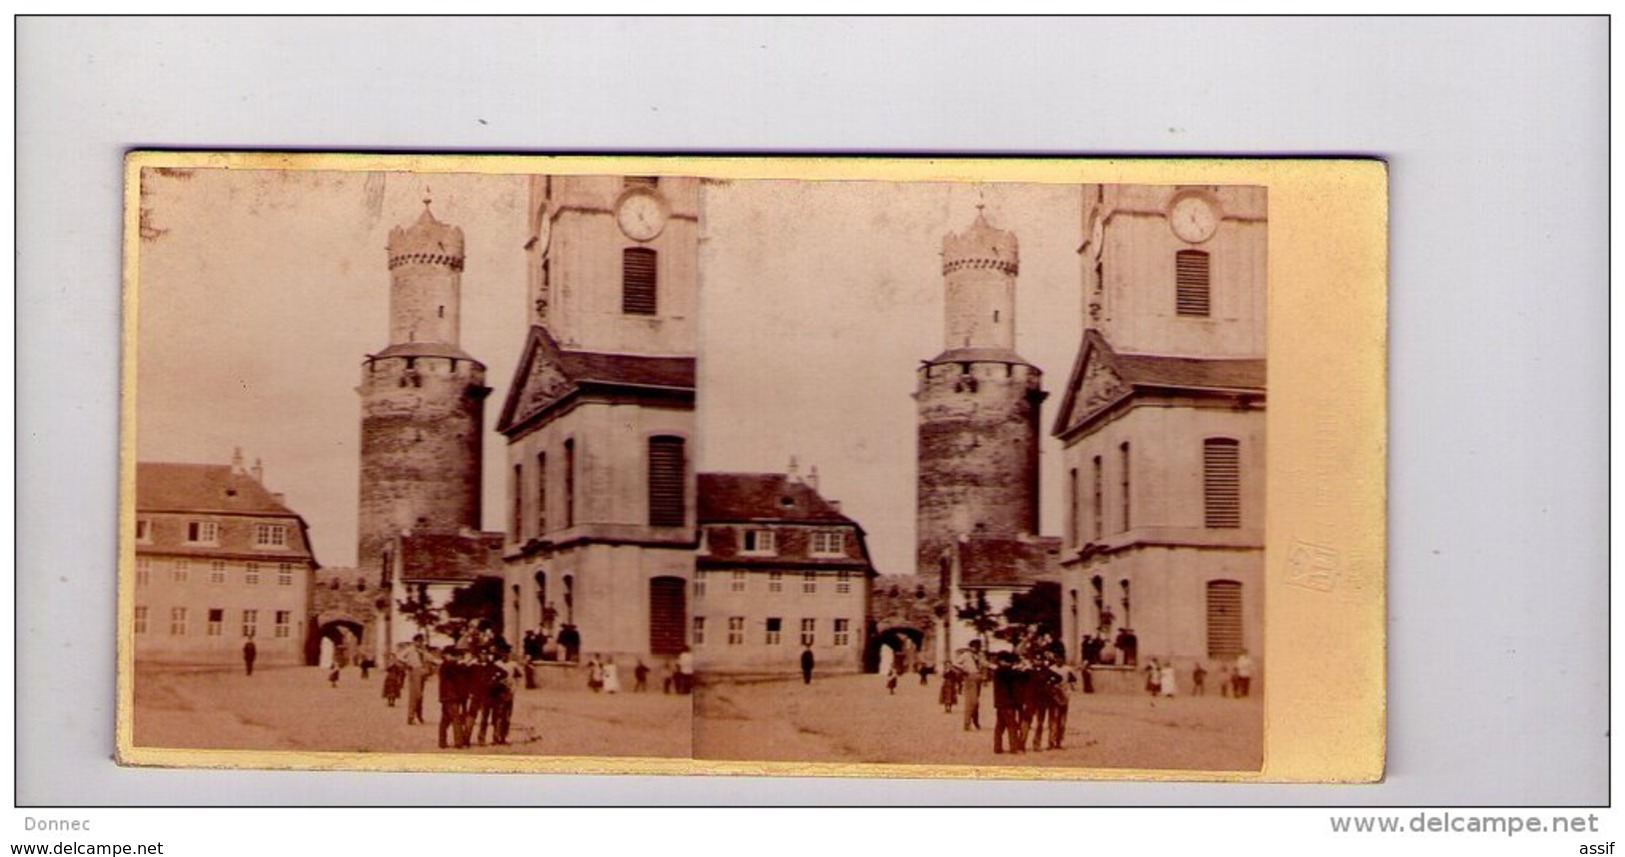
136, 170, 1083, 575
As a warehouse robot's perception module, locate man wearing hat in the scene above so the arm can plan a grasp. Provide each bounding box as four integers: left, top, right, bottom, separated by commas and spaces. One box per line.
437, 647, 468, 749
953, 639, 987, 731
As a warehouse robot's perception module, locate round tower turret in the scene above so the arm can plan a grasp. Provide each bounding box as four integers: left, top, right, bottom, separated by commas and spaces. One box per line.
357, 203, 489, 572
916, 209, 1046, 578
386, 203, 466, 347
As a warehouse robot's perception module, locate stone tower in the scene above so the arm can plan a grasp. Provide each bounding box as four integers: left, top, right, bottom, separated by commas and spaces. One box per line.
357, 202, 492, 574
915, 209, 1047, 577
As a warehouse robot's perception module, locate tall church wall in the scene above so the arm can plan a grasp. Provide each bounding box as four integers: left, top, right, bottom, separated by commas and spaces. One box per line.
1084, 185, 1267, 359
1060, 405, 1266, 540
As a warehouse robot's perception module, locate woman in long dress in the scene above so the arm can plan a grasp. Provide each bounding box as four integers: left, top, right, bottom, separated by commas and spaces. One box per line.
1160, 661, 1178, 697
602, 660, 621, 694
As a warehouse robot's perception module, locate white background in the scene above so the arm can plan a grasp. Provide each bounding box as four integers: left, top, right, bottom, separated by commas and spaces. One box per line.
13, 16, 1609, 813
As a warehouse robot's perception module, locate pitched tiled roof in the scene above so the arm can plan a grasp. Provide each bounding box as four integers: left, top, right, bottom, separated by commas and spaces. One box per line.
372, 342, 479, 362
698, 473, 853, 524
136, 463, 296, 515
1052, 329, 1266, 436
1115, 352, 1265, 391
957, 534, 1061, 589
925, 346, 1033, 366
497, 325, 696, 434
398, 532, 502, 583
562, 350, 695, 390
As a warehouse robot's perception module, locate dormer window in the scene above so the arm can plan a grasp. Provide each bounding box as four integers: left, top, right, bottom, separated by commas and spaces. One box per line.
253, 523, 289, 549
810, 530, 845, 557
741, 528, 775, 555
185, 521, 219, 545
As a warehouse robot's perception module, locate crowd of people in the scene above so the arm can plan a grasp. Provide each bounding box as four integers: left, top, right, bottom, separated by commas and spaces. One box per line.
934, 629, 1078, 755
311, 621, 702, 751
920, 627, 1258, 755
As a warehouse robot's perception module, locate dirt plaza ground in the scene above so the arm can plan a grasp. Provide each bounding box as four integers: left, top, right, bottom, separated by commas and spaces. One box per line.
694, 672, 1262, 771
133, 662, 694, 759
135, 663, 1260, 771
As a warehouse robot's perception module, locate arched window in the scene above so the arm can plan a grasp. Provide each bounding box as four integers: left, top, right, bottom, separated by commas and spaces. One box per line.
1203, 438, 1241, 528
1175, 249, 1211, 317
1206, 580, 1244, 658
622, 247, 658, 315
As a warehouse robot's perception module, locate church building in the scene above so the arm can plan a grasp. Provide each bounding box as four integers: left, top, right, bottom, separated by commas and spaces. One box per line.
1052, 184, 1266, 682
497, 175, 699, 669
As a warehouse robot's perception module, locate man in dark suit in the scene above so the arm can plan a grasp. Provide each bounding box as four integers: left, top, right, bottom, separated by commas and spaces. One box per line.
800, 645, 816, 685
437, 648, 466, 749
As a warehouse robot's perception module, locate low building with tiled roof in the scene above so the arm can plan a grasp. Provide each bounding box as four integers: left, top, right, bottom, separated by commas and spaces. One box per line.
131, 451, 318, 665
380, 526, 506, 650
939, 531, 1063, 657
695, 465, 876, 675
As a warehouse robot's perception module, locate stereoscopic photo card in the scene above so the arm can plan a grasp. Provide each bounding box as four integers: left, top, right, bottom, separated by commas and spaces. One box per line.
117, 153, 1386, 782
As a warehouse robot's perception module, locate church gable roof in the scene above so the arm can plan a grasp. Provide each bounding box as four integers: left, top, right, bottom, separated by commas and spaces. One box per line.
496, 326, 696, 435
1052, 330, 1266, 437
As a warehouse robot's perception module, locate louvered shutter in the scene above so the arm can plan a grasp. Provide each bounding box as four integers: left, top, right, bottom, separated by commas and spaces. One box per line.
623, 247, 658, 315
1176, 250, 1211, 317
1206, 580, 1244, 658
1203, 438, 1241, 528
648, 436, 686, 527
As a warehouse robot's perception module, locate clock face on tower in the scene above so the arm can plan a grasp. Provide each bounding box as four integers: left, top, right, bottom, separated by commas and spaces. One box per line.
1169, 193, 1221, 243
616, 189, 668, 241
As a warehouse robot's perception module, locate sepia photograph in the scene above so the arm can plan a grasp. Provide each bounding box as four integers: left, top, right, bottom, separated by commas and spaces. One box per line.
120, 155, 1346, 778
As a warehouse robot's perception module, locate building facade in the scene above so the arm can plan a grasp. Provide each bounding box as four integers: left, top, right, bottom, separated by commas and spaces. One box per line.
499, 175, 700, 669
917, 210, 1051, 663
1053, 184, 1266, 680
132, 453, 318, 665
694, 471, 875, 674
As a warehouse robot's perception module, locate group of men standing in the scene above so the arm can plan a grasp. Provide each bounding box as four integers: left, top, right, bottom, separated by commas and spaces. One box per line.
944, 633, 1077, 755
435, 644, 522, 749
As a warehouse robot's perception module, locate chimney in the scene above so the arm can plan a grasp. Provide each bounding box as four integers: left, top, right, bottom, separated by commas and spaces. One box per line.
231, 446, 246, 474
828, 500, 841, 513
807, 465, 820, 492
272, 492, 286, 505
251, 457, 264, 484
786, 455, 800, 482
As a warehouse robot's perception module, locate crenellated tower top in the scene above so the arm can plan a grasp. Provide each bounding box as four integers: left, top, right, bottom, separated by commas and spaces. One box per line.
937, 207, 1022, 354
387, 202, 465, 272
942, 208, 1019, 277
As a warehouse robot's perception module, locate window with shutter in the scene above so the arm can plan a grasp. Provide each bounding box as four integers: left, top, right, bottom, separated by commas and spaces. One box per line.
1176, 250, 1211, 317
1206, 580, 1244, 658
648, 436, 686, 527
622, 247, 658, 315
648, 576, 687, 655
1203, 438, 1241, 528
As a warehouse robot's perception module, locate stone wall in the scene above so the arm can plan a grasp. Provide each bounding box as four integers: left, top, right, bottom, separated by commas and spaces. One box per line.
357, 354, 488, 568
915, 359, 1043, 576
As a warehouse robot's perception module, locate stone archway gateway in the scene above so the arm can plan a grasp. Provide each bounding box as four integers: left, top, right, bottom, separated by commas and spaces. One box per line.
311, 617, 366, 667
865, 624, 925, 674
